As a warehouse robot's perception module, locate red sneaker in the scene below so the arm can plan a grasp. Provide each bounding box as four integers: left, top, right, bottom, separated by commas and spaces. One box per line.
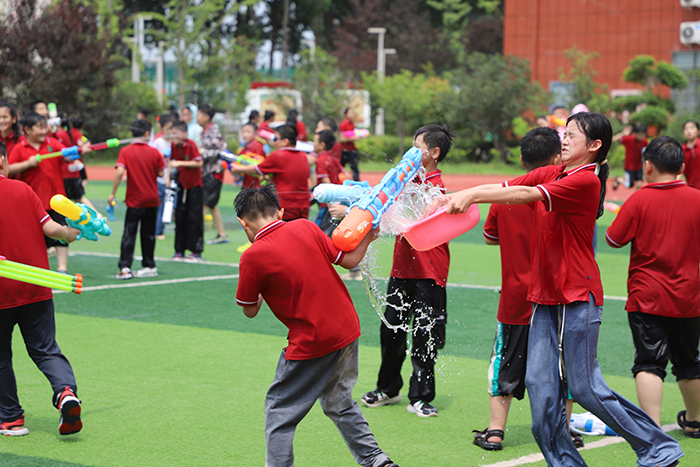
0, 415, 29, 436
55, 387, 82, 435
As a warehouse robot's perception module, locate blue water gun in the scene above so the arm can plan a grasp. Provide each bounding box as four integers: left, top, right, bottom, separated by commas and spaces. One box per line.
313, 180, 371, 204
35, 146, 81, 163
218, 149, 264, 170
106, 199, 116, 221
332, 146, 423, 251
50, 195, 112, 241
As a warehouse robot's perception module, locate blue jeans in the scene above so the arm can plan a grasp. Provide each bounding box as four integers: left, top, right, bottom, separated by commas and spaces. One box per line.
525, 295, 683, 467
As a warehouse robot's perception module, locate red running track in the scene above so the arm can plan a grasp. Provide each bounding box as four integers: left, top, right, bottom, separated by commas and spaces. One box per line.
85, 166, 636, 202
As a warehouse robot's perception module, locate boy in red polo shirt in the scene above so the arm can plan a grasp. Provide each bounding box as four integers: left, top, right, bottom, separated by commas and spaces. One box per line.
169, 120, 204, 261
474, 127, 564, 450
682, 120, 700, 189
234, 184, 399, 467
0, 141, 83, 437
446, 113, 681, 466
315, 117, 343, 164
361, 124, 453, 418
236, 122, 266, 189
339, 107, 360, 181
606, 136, 700, 439
313, 129, 345, 236
8, 112, 90, 274
612, 123, 647, 190
108, 120, 165, 279
229, 124, 310, 221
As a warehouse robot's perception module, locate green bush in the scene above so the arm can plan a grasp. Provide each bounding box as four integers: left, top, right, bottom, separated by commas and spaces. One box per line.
630, 105, 669, 131
356, 135, 413, 163
607, 143, 625, 170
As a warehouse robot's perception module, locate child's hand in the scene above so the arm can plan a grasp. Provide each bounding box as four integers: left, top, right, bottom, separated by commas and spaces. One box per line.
169, 160, 180, 168
622, 125, 633, 136
66, 228, 80, 243
81, 142, 93, 154
445, 190, 473, 214
328, 203, 349, 219
28, 156, 39, 168
107, 194, 116, 205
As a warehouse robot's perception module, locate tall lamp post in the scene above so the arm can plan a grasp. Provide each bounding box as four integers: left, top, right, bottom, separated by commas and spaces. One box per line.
368, 27, 395, 136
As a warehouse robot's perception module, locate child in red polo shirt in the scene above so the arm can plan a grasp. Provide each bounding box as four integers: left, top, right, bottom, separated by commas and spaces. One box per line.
612, 123, 648, 190
446, 113, 682, 467
234, 184, 399, 467
474, 127, 564, 450
361, 124, 453, 418
315, 117, 343, 164
0, 141, 83, 437
169, 120, 204, 261
313, 129, 345, 236
229, 124, 310, 221
237, 122, 266, 189
108, 120, 165, 279
8, 112, 89, 274
606, 136, 700, 439
0, 100, 20, 158
339, 107, 360, 181
682, 120, 700, 190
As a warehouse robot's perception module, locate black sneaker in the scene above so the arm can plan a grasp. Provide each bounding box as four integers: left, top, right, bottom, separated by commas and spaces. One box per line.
407, 400, 438, 417
361, 390, 401, 408
55, 387, 82, 435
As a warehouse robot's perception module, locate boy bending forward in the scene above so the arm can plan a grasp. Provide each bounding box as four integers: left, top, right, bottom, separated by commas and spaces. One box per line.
234, 184, 398, 467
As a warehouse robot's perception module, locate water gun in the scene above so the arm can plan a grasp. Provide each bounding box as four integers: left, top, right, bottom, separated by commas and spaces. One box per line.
604, 201, 621, 214
35, 138, 135, 164
106, 199, 116, 221
343, 128, 371, 139
570, 412, 618, 437
162, 180, 177, 224
258, 129, 276, 142
547, 115, 567, 127
332, 146, 423, 251
219, 149, 264, 170
313, 180, 371, 204
46, 102, 61, 128
50, 194, 112, 241
0, 255, 82, 294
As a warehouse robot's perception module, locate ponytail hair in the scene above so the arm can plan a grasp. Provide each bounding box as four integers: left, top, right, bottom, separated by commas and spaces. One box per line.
0, 100, 21, 143
567, 112, 612, 219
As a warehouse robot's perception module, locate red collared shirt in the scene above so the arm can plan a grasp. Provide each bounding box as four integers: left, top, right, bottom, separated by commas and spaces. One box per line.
606, 180, 700, 318
391, 170, 451, 287
116, 141, 166, 208
339, 119, 356, 151
505, 163, 603, 306
621, 135, 647, 172
254, 147, 310, 214
1, 131, 19, 159
9, 136, 67, 210
240, 140, 266, 189
54, 129, 82, 179
236, 219, 361, 360
484, 203, 535, 325
683, 141, 700, 189
171, 139, 203, 189
0, 174, 53, 309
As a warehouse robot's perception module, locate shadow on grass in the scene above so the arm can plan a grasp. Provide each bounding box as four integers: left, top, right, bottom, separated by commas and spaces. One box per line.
0, 453, 94, 466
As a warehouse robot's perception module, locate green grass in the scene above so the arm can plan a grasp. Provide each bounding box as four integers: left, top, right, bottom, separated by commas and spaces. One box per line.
1, 181, 697, 466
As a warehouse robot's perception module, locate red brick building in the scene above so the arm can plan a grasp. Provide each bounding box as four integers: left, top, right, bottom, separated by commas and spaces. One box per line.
504, 0, 700, 111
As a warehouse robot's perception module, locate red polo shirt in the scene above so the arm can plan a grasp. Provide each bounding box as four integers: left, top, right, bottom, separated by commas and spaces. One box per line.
296, 121, 307, 141
339, 119, 356, 151
236, 219, 361, 360
116, 141, 166, 208
316, 150, 342, 185
54, 129, 82, 179
9, 136, 67, 210
606, 181, 700, 318
391, 171, 451, 287
505, 163, 603, 306
0, 175, 53, 309
620, 135, 647, 172
254, 147, 310, 220
683, 141, 700, 189
1, 132, 18, 159
483, 203, 534, 325
330, 142, 343, 164
171, 139, 203, 189
240, 140, 266, 189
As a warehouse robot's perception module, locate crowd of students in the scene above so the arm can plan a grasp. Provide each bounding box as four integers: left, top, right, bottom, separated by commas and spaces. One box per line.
1, 98, 698, 467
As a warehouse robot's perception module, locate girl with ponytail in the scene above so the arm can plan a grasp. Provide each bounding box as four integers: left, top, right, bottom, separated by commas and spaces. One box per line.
445, 113, 682, 466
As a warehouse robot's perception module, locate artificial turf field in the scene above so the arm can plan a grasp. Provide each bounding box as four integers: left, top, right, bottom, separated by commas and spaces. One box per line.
1, 181, 698, 466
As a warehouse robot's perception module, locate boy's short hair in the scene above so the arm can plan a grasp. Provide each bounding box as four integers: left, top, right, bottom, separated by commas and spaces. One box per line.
0, 140, 6, 157
643, 136, 684, 175
199, 104, 215, 120
275, 124, 298, 146
131, 119, 152, 137
71, 117, 84, 129
243, 122, 258, 132
520, 127, 561, 170
172, 120, 188, 133
159, 113, 177, 127
20, 112, 46, 131
320, 118, 338, 132
235, 184, 281, 221
414, 124, 455, 162
138, 107, 151, 118
30, 100, 47, 112
633, 123, 647, 134
317, 130, 336, 150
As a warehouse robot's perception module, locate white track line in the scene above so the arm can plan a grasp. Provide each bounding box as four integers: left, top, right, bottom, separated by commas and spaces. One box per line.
69, 251, 239, 268
480, 423, 679, 467
53, 274, 238, 294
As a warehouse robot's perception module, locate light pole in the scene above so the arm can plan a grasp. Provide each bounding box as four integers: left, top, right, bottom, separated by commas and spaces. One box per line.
368, 28, 394, 136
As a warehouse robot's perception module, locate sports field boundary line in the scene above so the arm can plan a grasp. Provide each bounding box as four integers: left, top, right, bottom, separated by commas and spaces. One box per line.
69, 250, 239, 268
480, 423, 679, 467
53, 274, 239, 294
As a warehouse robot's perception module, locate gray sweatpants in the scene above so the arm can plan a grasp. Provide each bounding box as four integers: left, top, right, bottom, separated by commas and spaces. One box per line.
265, 339, 391, 467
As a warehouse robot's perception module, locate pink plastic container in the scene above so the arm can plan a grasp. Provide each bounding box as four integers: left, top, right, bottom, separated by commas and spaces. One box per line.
403, 204, 480, 251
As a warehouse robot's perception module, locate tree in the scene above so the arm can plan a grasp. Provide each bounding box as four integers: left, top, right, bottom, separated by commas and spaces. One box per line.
623, 55, 688, 91
558, 46, 609, 110
443, 53, 547, 162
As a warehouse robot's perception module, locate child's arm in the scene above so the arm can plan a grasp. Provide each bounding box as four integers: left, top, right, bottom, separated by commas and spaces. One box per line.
170, 159, 203, 169
42, 220, 79, 243
446, 185, 543, 214
612, 125, 633, 143
8, 156, 38, 175
242, 294, 264, 318
226, 162, 257, 175
339, 227, 379, 269
108, 166, 126, 204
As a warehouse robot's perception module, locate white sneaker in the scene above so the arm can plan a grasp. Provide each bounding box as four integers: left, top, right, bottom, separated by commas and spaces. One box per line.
134, 267, 158, 278
407, 401, 438, 417
117, 267, 133, 280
